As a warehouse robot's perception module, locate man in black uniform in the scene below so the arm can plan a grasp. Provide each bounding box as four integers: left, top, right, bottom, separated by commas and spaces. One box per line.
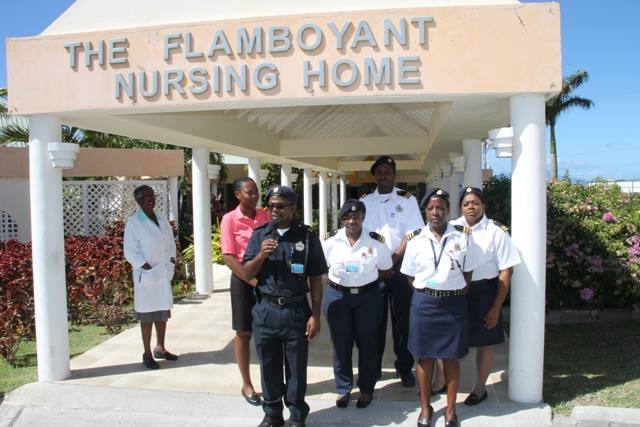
243, 185, 327, 427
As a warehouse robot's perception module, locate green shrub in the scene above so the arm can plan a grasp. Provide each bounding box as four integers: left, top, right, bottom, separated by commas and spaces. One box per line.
482, 174, 640, 312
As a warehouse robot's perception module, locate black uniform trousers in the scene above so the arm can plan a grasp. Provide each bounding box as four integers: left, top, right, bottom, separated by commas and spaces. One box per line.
324, 284, 383, 395
376, 259, 415, 376
252, 297, 312, 422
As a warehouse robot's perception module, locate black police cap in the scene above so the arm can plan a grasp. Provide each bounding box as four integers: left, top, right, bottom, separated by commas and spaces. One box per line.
370, 156, 396, 175
419, 188, 450, 209
265, 185, 297, 205
458, 186, 484, 207
339, 199, 366, 219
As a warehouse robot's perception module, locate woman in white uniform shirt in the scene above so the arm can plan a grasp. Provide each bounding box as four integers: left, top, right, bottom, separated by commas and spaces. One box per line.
124, 185, 178, 370
401, 188, 481, 427
321, 200, 393, 409
452, 187, 520, 406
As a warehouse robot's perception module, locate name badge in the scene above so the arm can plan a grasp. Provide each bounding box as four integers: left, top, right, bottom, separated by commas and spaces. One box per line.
291, 263, 305, 274
345, 260, 361, 273
426, 278, 437, 287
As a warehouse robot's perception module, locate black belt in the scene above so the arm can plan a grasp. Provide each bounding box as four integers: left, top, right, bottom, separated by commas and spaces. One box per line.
417, 288, 467, 298
471, 277, 497, 285
328, 280, 378, 295
261, 293, 307, 306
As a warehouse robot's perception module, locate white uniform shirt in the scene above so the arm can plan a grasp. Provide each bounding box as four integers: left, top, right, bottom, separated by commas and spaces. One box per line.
124, 210, 176, 313
451, 215, 521, 281
400, 223, 482, 290
361, 187, 425, 254
322, 228, 393, 287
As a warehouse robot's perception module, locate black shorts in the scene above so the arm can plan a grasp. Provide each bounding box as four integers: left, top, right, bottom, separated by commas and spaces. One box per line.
230, 273, 256, 332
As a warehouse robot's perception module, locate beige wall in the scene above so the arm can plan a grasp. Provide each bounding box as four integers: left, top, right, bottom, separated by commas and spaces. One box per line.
0, 147, 184, 178
0, 179, 32, 243
7, 3, 560, 115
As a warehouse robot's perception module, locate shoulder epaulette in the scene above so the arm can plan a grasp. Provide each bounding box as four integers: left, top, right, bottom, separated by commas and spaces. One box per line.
322, 229, 338, 241
298, 223, 313, 232
406, 228, 422, 241
369, 231, 385, 243
493, 220, 510, 233
360, 190, 374, 199
396, 189, 412, 199
454, 225, 472, 234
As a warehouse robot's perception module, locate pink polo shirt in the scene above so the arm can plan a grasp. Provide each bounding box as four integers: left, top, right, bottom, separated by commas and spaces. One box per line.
220, 205, 270, 262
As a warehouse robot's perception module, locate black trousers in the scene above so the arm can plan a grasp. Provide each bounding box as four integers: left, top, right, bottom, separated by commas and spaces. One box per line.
252, 298, 311, 422
377, 260, 415, 375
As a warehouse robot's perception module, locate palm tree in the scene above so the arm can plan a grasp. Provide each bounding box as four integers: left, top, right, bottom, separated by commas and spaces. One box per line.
0, 87, 8, 118
546, 70, 594, 181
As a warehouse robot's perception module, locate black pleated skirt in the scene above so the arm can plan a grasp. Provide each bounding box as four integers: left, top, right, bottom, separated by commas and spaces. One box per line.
408, 289, 469, 360
467, 277, 505, 347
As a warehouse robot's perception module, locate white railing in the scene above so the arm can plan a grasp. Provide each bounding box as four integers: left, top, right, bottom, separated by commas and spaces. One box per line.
62, 180, 168, 236
0, 210, 20, 242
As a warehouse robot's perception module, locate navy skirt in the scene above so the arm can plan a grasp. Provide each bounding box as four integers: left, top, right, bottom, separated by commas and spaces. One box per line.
467, 277, 505, 347
408, 290, 469, 360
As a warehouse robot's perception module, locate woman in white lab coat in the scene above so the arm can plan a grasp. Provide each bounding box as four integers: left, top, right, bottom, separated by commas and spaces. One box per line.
124, 185, 178, 369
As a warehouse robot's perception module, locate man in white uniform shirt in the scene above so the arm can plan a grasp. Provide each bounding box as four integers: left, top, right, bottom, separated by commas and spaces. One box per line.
360, 156, 425, 387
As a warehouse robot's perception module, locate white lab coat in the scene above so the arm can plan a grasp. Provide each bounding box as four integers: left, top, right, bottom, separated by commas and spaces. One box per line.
124, 210, 176, 313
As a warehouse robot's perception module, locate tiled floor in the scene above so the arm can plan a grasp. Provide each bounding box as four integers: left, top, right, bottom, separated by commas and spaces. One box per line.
67, 264, 510, 405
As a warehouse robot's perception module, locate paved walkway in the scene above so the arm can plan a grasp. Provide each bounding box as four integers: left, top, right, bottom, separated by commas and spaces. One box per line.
0, 264, 555, 426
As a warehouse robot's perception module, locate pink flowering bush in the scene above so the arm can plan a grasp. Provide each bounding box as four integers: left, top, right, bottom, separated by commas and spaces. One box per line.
484, 175, 640, 311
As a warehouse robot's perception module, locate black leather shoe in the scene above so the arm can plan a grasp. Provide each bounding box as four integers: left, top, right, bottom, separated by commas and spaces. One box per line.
336, 393, 350, 408
417, 405, 433, 427
142, 354, 159, 369
257, 414, 285, 427
153, 349, 178, 361
356, 393, 373, 408
464, 390, 488, 406
289, 421, 306, 427
431, 384, 447, 396
242, 388, 262, 406
444, 414, 458, 427
397, 371, 416, 387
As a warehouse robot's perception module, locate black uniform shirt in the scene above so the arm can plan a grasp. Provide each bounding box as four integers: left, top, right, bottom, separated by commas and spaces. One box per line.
243, 221, 328, 297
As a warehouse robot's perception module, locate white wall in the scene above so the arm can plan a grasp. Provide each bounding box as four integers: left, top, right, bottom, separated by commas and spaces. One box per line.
0, 178, 32, 243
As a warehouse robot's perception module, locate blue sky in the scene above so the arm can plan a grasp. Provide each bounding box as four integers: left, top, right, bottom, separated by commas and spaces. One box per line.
2, 0, 638, 183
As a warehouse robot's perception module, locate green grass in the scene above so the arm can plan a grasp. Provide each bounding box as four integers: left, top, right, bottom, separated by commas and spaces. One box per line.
0, 324, 116, 396
544, 321, 640, 416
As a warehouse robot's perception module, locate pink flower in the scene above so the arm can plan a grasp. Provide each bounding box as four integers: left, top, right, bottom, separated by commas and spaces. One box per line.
580, 288, 594, 301
602, 212, 619, 223
586, 197, 593, 204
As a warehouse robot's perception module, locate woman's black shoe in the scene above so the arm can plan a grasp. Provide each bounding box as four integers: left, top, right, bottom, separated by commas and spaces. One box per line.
356, 393, 372, 408
417, 405, 433, 427
153, 349, 178, 361
444, 414, 458, 427
241, 388, 262, 406
335, 393, 350, 408
142, 354, 159, 369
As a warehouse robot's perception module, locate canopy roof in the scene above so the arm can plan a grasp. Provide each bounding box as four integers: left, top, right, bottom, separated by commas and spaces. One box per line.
6, 0, 560, 175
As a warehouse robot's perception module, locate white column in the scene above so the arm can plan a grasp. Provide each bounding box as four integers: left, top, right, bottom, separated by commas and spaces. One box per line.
281, 164, 292, 187
168, 176, 179, 226
330, 173, 338, 230
248, 157, 261, 208
318, 171, 327, 235
210, 182, 218, 196
449, 173, 463, 218
29, 115, 71, 382
339, 175, 347, 207
463, 139, 483, 188
192, 147, 213, 294
508, 94, 547, 403
303, 168, 313, 225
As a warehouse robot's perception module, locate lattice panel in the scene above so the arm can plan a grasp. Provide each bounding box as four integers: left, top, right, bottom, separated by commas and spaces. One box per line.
0, 211, 20, 242
62, 181, 169, 237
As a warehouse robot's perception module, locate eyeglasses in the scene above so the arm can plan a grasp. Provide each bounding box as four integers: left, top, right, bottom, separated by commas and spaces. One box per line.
342, 215, 364, 223
267, 203, 294, 210
137, 194, 156, 201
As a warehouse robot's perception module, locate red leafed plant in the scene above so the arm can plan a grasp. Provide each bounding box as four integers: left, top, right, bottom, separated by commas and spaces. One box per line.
0, 240, 36, 362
